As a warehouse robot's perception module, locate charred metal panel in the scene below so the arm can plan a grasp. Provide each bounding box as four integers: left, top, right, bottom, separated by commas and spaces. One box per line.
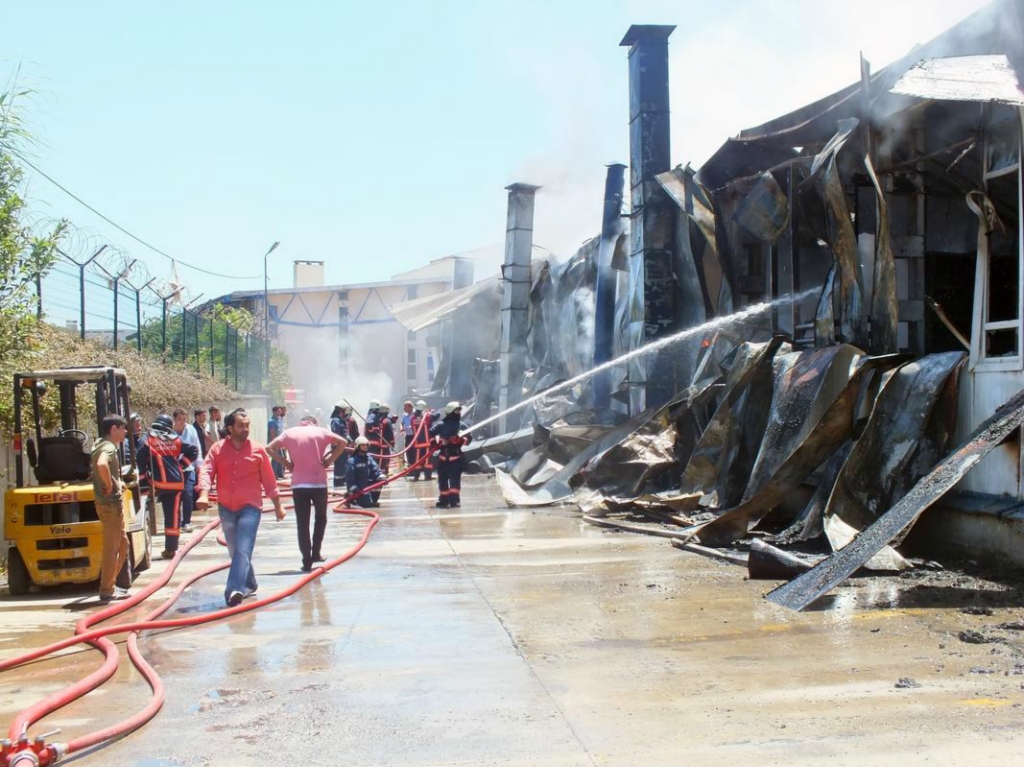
810, 119, 868, 347
693, 353, 907, 547
768, 384, 1024, 611
866, 157, 900, 354
734, 171, 790, 245
823, 352, 966, 569
621, 25, 678, 408
594, 163, 627, 409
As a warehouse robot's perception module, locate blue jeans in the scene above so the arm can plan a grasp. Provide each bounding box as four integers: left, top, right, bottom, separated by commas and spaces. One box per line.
219, 505, 261, 601
181, 471, 196, 526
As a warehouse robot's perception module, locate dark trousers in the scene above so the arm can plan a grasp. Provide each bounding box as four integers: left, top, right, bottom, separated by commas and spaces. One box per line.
156, 489, 182, 551
181, 471, 196, 526
332, 457, 346, 487
293, 487, 329, 567
411, 445, 433, 480
349, 487, 380, 507
379, 447, 391, 474
436, 457, 462, 507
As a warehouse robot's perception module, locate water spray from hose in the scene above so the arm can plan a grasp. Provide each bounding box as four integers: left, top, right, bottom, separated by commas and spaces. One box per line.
465, 288, 820, 437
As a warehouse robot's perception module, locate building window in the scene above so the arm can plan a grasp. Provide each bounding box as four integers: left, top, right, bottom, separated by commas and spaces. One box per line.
407, 349, 416, 364
337, 290, 349, 300
407, 329, 416, 341
972, 105, 1023, 371
407, 285, 418, 300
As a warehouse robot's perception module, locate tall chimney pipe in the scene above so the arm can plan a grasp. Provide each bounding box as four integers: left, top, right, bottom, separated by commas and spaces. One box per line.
499, 183, 540, 433
620, 24, 677, 409
593, 163, 626, 409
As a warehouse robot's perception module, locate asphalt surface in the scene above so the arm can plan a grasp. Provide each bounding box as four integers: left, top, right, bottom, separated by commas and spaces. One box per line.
2, 474, 1024, 766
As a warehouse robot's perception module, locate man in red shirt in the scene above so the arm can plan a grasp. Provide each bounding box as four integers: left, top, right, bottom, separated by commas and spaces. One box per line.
267, 415, 348, 572
196, 409, 285, 607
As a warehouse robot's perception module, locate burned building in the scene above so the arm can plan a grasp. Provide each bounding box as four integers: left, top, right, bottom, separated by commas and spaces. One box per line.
392, 0, 1024, 600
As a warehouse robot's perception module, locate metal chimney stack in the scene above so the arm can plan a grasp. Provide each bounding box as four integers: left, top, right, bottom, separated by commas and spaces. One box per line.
499, 183, 540, 433
620, 24, 677, 409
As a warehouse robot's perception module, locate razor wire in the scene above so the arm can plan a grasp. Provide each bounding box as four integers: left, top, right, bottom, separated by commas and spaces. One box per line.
26, 221, 269, 394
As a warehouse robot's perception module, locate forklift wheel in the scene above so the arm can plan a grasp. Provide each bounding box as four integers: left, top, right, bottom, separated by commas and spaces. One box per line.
137, 526, 153, 572
6, 548, 31, 596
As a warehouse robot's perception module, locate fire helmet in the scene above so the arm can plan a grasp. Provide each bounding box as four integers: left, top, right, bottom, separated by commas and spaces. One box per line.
379, 403, 391, 414
444, 401, 461, 415
416, 400, 427, 410
368, 398, 381, 410
354, 436, 370, 448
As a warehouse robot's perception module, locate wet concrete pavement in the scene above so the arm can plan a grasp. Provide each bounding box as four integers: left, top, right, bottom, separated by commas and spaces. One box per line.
2, 474, 1024, 765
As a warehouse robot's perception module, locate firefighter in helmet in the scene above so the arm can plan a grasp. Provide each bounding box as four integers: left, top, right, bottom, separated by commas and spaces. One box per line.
429, 401, 471, 508
346, 435, 385, 508
329, 401, 360, 487
409, 399, 435, 481
136, 414, 199, 557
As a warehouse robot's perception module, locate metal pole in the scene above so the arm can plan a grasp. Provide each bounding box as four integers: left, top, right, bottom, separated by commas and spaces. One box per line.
79, 265, 86, 340
233, 328, 239, 391
224, 323, 230, 385
263, 241, 281, 382
161, 298, 167, 354
182, 310, 188, 365
113, 278, 119, 350
210, 316, 215, 377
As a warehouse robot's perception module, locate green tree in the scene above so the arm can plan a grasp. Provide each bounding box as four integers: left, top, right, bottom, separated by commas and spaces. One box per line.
0, 88, 67, 427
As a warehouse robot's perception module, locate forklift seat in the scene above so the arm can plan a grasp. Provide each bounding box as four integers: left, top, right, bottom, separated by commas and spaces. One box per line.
33, 436, 92, 485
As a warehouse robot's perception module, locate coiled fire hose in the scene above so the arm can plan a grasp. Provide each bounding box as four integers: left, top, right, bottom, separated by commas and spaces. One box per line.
0, 448, 434, 766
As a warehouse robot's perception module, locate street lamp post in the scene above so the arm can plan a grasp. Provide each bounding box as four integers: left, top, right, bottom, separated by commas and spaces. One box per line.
263, 241, 281, 381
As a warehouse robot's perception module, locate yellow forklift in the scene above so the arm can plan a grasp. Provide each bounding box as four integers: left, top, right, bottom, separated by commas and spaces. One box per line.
4, 366, 152, 596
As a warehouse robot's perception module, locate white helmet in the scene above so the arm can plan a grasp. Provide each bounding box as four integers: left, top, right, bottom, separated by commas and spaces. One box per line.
416, 400, 427, 410
444, 401, 461, 415
379, 403, 391, 414
368, 399, 381, 409
354, 436, 370, 447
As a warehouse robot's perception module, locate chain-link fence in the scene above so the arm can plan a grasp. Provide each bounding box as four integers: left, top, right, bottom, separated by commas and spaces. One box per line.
35, 239, 269, 395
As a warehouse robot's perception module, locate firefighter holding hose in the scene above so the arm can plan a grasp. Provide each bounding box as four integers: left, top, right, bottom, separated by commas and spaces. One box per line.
429, 402, 471, 508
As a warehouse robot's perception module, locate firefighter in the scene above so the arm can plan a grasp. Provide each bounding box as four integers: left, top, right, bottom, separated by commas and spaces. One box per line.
136, 414, 199, 558
429, 401, 471, 508
346, 436, 385, 508
377, 403, 395, 474
409, 399, 435, 481
329, 401, 360, 487
364, 398, 382, 464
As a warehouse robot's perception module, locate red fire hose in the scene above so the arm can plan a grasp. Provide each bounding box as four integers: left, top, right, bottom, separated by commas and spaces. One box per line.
0, 447, 440, 766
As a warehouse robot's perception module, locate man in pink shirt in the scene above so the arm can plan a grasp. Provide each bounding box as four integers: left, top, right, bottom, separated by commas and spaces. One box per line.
267, 415, 348, 572
197, 409, 285, 607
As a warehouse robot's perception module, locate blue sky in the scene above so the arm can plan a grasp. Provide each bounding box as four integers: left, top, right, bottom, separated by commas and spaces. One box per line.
1, 0, 991, 298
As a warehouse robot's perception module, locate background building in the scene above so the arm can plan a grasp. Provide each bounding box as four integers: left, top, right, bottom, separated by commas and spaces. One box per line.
218, 256, 473, 419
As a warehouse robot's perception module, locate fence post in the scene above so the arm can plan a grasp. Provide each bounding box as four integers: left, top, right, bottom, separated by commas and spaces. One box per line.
210, 316, 215, 377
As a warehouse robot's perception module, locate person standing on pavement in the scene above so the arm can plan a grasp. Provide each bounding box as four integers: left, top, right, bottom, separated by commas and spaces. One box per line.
267, 415, 348, 572
208, 406, 224, 441
173, 408, 202, 533
197, 409, 285, 607
429, 402, 472, 508
129, 413, 145, 456
400, 401, 414, 468
91, 414, 131, 602
268, 406, 286, 479
137, 414, 199, 558
377, 403, 395, 474
409, 400, 435, 482
346, 436, 385, 508
192, 409, 210, 459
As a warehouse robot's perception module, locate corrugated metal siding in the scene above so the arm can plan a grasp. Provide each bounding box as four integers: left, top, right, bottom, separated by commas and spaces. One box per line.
956, 369, 1024, 496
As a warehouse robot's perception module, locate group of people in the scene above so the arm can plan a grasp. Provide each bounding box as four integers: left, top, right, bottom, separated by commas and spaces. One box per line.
91, 397, 473, 607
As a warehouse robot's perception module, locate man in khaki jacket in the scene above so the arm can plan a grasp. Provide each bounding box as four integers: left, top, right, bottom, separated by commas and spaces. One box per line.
91, 414, 131, 602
